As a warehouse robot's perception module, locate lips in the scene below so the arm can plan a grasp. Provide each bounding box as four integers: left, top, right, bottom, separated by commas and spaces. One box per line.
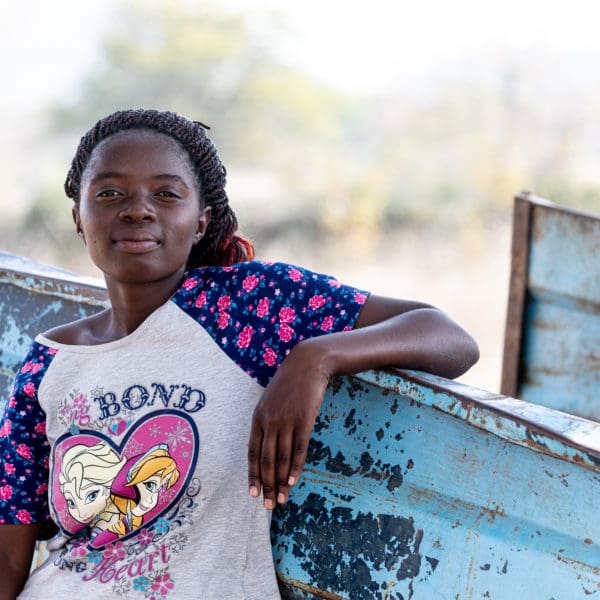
113, 231, 161, 253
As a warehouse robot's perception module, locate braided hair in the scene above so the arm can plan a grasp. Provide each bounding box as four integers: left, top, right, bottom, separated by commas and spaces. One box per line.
64, 108, 254, 268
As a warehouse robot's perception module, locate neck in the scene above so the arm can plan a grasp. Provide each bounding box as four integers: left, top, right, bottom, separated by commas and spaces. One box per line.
103, 272, 185, 339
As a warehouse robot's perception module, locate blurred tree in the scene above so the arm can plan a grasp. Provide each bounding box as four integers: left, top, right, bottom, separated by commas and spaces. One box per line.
11, 0, 600, 275
29, 0, 374, 261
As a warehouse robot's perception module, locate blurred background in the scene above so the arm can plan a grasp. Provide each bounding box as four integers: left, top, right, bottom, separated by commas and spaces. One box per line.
2, 0, 600, 392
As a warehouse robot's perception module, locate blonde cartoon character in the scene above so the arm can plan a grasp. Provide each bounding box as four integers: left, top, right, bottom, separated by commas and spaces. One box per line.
58, 441, 126, 531
107, 444, 180, 538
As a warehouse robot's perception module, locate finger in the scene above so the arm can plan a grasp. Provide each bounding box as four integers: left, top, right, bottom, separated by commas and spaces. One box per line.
260, 429, 278, 510
287, 433, 310, 488
275, 430, 294, 504
247, 420, 264, 499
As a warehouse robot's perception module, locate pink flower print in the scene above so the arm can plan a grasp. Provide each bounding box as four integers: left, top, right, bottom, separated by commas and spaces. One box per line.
256, 297, 270, 318
48, 347, 58, 355
17, 444, 32, 460
70, 542, 88, 559
4, 463, 15, 475
8, 397, 16, 408
217, 294, 231, 311
72, 394, 87, 409
21, 361, 33, 373
263, 347, 278, 367
152, 573, 174, 595
136, 528, 155, 547
279, 306, 296, 324
36, 483, 48, 496
34, 421, 46, 435
103, 542, 125, 562
16, 509, 31, 524
217, 312, 230, 330
278, 323, 294, 342
0, 420, 12, 438
195, 291, 207, 308
309, 294, 326, 311
237, 326, 254, 349
242, 274, 259, 293
354, 292, 368, 304
182, 277, 197, 291
0, 485, 13, 501
22, 383, 35, 398
288, 268, 303, 282
328, 279, 342, 288
28, 363, 42, 375
320, 316, 334, 331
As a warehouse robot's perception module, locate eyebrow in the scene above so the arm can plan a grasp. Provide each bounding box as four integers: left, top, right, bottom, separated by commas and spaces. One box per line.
90, 172, 191, 190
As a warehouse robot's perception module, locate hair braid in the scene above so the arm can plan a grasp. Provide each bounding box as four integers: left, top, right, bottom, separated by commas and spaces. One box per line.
64, 108, 254, 267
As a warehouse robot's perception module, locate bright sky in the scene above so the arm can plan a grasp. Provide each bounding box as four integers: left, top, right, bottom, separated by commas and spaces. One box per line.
3, 0, 600, 111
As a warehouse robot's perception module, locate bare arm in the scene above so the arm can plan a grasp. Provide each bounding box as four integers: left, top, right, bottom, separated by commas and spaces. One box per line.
247, 294, 479, 509
0, 524, 40, 600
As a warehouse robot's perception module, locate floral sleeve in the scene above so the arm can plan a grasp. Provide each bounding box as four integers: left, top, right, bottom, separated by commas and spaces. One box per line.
0, 342, 56, 532
172, 261, 370, 386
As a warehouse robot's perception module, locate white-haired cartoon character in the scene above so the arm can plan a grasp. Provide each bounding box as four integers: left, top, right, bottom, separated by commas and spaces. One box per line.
58, 441, 126, 533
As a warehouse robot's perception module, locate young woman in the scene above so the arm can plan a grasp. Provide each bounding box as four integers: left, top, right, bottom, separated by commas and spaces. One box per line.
0, 109, 479, 599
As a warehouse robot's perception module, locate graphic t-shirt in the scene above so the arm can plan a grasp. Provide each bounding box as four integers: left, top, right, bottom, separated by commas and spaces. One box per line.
0, 261, 369, 599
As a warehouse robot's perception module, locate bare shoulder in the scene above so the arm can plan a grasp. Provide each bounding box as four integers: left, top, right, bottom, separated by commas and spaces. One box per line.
43, 309, 110, 346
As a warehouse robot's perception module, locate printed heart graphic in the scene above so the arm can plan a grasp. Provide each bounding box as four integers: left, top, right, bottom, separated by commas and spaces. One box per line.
50, 410, 199, 549
109, 419, 131, 437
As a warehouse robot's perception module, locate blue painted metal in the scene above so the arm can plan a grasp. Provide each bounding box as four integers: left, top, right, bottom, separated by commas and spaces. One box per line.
273, 370, 600, 599
0, 251, 107, 408
502, 193, 600, 421
1, 251, 599, 598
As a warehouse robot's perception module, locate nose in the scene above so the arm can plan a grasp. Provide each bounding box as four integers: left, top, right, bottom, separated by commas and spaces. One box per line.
119, 192, 156, 222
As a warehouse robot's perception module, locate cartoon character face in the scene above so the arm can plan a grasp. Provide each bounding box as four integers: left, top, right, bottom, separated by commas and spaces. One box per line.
131, 473, 172, 517
58, 441, 126, 529
61, 478, 111, 524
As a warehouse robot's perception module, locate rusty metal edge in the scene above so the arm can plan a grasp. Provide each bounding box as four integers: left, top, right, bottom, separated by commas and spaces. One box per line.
0, 251, 108, 307
500, 190, 533, 397
277, 574, 348, 599
522, 192, 600, 223
355, 368, 600, 472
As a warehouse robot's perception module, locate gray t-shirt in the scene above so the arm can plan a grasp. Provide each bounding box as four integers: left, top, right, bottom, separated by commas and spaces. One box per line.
0, 261, 368, 599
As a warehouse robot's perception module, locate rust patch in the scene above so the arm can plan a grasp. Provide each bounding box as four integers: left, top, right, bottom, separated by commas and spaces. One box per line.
277, 575, 348, 599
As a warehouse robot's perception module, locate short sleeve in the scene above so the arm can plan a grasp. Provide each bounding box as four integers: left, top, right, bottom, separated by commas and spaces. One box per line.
172, 261, 370, 386
0, 342, 56, 531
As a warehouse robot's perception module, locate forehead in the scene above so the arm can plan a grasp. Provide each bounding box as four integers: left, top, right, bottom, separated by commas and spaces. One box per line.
83, 129, 196, 182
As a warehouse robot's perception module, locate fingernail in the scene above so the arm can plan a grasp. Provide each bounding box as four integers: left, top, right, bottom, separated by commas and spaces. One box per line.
264, 499, 274, 510
249, 486, 259, 498
277, 493, 285, 504
288, 476, 296, 486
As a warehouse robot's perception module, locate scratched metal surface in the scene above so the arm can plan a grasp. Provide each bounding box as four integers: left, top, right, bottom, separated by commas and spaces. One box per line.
273, 370, 600, 599
0, 251, 107, 406
1, 252, 599, 598
519, 201, 600, 421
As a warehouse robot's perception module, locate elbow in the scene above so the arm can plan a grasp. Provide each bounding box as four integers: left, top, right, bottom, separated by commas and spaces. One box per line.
446, 331, 480, 379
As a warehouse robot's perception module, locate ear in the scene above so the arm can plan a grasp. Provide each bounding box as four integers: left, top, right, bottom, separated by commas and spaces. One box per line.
72, 206, 86, 243
193, 206, 212, 244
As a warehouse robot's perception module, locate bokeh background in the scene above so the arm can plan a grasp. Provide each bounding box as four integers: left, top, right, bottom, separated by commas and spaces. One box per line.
2, 0, 600, 392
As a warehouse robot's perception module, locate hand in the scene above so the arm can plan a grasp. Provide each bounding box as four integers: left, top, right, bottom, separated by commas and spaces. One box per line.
247, 339, 330, 509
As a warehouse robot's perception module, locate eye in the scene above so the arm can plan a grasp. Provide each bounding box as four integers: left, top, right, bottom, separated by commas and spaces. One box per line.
154, 190, 181, 202
85, 490, 99, 504
66, 498, 75, 509
96, 189, 123, 199
144, 481, 157, 492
